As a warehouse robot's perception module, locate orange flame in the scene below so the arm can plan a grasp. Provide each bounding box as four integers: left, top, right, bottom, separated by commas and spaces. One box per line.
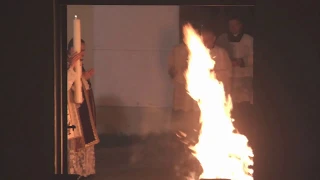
183, 24, 254, 180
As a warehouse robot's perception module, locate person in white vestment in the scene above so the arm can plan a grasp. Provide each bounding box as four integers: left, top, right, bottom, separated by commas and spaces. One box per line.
216, 16, 255, 137
168, 42, 200, 144
216, 16, 254, 104
168, 27, 232, 145
201, 28, 233, 95
67, 39, 97, 178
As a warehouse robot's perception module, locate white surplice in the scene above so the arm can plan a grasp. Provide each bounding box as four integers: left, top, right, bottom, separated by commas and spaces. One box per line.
216, 33, 254, 103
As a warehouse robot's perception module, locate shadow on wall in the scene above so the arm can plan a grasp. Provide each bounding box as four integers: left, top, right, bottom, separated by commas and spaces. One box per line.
95, 95, 173, 149
96, 96, 126, 133
157, 26, 176, 108
95, 96, 169, 148
95, 96, 140, 148
159, 27, 173, 72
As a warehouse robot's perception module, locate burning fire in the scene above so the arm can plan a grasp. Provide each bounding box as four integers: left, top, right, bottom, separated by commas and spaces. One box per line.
182, 24, 254, 180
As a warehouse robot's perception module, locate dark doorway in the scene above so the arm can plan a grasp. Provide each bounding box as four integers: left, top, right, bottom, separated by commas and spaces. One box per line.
179, 6, 255, 42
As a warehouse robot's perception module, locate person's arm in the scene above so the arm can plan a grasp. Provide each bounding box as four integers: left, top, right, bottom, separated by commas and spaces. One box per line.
244, 36, 254, 67
215, 33, 227, 50
220, 48, 233, 94
223, 48, 233, 77
67, 52, 82, 91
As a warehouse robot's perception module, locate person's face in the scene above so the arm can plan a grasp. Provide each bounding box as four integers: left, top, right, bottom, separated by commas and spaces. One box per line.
228, 19, 243, 34
202, 32, 216, 49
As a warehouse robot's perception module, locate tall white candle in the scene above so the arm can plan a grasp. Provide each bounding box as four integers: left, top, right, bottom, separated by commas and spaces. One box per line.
73, 15, 83, 104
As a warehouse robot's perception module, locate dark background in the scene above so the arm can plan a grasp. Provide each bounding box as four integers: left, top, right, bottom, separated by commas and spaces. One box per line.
3, 0, 319, 179
179, 6, 255, 41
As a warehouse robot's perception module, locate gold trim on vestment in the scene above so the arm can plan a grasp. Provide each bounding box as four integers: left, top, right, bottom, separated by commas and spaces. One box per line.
67, 90, 85, 148
81, 82, 100, 147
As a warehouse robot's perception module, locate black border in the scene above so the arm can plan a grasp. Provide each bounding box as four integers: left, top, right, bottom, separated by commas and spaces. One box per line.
54, 0, 68, 174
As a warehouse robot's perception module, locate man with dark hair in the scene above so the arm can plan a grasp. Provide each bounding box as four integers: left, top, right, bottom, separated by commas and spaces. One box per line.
216, 16, 254, 138
216, 16, 254, 104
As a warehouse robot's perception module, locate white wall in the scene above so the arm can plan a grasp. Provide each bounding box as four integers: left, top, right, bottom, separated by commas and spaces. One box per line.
92, 5, 179, 108
68, 5, 180, 135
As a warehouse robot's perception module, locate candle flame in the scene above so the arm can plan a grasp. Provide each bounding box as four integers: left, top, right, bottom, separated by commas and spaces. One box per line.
75, 15, 77, 19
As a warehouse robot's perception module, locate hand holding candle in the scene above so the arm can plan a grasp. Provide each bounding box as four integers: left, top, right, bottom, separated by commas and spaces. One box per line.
73, 15, 83, 104
68, 52, 82, 69
82, 69, 95, 80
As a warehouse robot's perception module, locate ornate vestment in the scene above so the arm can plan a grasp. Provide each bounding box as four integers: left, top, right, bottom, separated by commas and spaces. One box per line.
67, 67, 99, 177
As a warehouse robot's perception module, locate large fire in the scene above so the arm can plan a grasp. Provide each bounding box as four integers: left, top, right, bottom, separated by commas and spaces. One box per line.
183, 24, 254, 180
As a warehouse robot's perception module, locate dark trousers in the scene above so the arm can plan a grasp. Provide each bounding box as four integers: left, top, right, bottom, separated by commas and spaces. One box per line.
231, 101, 256, 145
